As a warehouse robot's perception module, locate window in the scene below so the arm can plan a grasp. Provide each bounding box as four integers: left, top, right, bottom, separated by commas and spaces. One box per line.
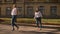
49, 0, 58, 3
37, 0, 46, 2
27, 6, 34, 17
17, 7, 23, 17
17, 7, 22, 11
4, 0, 12, 2
25, 0, 34, 2
0, 7, 1, 16
58, 0, 60, 3
16, 0, 23, 2
46, 0, 50, 2
38, 0, 44, 1
25, 2, 34, 6
6, 7, 11, 16
50, 6, 57, 17
38, 6, 45, 16
38, 0, 58, 3
0, 0, 2, 3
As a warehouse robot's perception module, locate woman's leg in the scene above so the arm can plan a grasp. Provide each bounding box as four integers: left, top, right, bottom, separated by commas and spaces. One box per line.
14, 15, 19, 30
39, 17, 42, 29
36, 18, 39, 27
11, 15, 15, 31
14, 23, 19, 30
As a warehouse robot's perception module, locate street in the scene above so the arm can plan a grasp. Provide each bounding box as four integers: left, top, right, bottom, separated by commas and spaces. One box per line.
0, 24, 60, 34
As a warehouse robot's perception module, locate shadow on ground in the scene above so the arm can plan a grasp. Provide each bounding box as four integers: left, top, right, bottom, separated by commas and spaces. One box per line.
18, 23, 60, 30
0, 23, 60, 34
18, 31, 59, 34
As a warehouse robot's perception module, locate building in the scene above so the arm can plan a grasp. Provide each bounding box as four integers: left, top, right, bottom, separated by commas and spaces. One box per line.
0, 0, 60, 18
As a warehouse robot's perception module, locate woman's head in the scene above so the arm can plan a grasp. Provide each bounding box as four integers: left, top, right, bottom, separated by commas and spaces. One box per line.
13, 4, 16, 8
36, 8, 38, 11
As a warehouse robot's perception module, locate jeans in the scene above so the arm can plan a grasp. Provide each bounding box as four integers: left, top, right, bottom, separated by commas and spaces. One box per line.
35, 17, 42, 28
11, 15, 18, 30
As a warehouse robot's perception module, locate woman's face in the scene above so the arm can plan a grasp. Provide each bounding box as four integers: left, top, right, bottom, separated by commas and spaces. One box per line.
13, 4, 16, 8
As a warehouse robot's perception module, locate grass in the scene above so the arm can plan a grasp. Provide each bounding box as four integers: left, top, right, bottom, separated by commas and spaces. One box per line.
42, 19, 60, 24
0, 18, 60, 25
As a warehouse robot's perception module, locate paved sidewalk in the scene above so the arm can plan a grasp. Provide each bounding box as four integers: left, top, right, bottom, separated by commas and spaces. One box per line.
0, 24, 60, 34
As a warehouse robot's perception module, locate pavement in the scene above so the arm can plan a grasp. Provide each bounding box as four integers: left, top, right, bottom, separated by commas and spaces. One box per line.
0, 24, 60, 34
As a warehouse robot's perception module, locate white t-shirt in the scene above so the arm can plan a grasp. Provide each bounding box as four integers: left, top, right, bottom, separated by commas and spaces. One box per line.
11, 8, 17, 15
34, 11, 42, 18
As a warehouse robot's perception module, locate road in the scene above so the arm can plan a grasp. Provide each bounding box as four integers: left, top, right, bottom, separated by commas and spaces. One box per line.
0, 24, 60, 34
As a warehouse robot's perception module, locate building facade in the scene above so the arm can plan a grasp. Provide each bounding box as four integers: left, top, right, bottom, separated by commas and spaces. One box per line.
0, 0, 60, 18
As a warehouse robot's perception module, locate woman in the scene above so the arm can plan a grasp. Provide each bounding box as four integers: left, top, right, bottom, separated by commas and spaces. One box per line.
34, 10, 42, 30
11, 4, 19, 31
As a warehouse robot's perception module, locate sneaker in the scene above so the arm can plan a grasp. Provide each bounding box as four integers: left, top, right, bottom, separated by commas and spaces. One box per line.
12, 29, 15, 31
17, 26, 19, 30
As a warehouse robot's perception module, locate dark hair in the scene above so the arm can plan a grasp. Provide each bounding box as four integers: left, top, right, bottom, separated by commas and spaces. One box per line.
14, 5, 16, 7
36, 10, 39, 12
